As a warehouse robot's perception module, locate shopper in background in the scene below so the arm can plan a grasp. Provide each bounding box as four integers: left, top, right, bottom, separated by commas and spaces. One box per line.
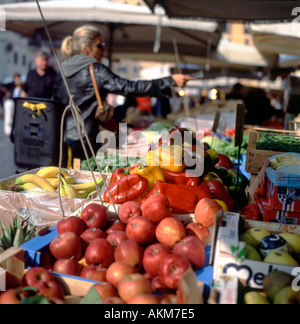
2, 73, 23, 136
22, 51, 56, 99
53, 24, 194, 161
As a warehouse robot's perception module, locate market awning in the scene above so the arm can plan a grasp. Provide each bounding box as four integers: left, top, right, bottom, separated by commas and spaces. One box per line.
250, 22, 300, 67
2, 0, 223, 65
145, 0, 300, 23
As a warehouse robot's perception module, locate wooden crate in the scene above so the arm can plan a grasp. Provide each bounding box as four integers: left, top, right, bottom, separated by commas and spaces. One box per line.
245, 127, 299, 174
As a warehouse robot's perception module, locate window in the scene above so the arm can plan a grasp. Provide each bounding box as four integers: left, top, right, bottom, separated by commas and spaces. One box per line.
14, 52, 18, 64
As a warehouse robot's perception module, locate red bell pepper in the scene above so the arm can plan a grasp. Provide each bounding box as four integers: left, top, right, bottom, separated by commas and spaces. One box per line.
206, 179, 235, 211
141, 181, 211, 214
104, 174, 149, 204
108, 168, 127, 186
241, 204, 261, 221
162, 169, 200, 186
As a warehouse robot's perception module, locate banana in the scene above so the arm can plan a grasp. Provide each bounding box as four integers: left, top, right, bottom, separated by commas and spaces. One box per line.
59, 174, 81, 199
15, 174, 56, 192
36, 166, 70, 179
48, 176, 76, 189
20, 183, 42, 191
72, 178, 104, 194
77, 190, 89, 199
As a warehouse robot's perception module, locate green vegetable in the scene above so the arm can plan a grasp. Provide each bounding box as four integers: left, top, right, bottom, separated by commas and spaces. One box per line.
256, 134, 300, 153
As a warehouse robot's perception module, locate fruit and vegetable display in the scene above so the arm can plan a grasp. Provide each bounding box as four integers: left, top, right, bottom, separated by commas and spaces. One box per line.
6, 167, 104, 199
243, 271, 300, 304
0, 201, 211, 304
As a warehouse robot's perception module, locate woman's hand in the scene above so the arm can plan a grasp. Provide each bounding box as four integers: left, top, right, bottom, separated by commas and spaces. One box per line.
172, 74, 195, 88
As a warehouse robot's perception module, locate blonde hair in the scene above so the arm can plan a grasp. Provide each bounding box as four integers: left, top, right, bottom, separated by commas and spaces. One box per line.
61, 25, 103, 58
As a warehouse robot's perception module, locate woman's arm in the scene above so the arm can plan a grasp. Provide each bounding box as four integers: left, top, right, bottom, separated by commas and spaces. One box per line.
95, 64, 194, 98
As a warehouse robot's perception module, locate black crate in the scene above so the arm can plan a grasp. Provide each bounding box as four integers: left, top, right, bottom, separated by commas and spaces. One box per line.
12, 97, 64, 169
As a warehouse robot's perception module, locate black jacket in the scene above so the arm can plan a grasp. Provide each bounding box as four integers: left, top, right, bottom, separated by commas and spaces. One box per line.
53, 55, 175, 142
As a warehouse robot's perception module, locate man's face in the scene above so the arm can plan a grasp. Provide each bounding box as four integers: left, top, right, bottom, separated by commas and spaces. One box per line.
35, 56, 49, 71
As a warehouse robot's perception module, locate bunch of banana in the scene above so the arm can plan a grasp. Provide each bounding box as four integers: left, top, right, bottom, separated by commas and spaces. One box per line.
10, 166, 104, 199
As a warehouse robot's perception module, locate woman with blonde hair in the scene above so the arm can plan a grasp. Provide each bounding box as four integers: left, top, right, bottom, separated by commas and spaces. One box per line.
54, 25, 193, 160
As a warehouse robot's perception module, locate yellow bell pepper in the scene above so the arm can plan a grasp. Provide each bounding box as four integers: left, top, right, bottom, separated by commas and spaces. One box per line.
147, 144, 185, 173
130, 165, 165, 191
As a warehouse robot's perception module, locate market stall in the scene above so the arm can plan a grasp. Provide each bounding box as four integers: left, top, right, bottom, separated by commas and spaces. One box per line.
1, 0, 300, 306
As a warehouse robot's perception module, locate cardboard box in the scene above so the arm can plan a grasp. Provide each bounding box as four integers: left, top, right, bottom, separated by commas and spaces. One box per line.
245, 128, 299, 174
255, 192, 300, 225
213, 212, 300, 290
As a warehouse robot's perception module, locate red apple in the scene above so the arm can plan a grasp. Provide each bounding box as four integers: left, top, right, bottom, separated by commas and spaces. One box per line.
126, 216, 156, 245
127, 294, 160, 304
194, 198, 222, 228
80, 265, 107, 282
35, 280, 65, 300
49, 232, 82, 261
106, 261, 137, 288
22, 267, 54, 287
101, 297, 125, 304
159, 254, 192, 289
0, 289, 26, 305
186, 222, 210, 247
80, 228, 106, 250
141, 194, 173, 223
81, 203, 108, 229
173, 236, 206, 270
155, 217, 186, 248
118, 273, 152, 303
119, 201, 143, 224
143, 243, 170, 277
106, 231, 128, 249
56, 216, 86, 236
93, 282, 118, 301
85, 238, 115, 267
105, 220, 126, 234
114, 240, 144, 271
53, 259, 81, 276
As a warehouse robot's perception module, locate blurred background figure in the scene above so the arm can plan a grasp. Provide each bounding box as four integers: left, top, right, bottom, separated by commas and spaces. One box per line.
21, 50, 56, 99
226, 82, 246, 101
2, 73, 23, 136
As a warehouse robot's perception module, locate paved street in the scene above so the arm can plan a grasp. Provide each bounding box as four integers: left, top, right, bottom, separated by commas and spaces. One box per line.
0, 118, 16, 180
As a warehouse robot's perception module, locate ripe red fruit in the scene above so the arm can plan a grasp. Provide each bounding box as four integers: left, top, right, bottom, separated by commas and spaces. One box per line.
106, 261, 136, 288
126, 216, 156, 245
155, 217, 186, 248
93, 282, 118, 301
159, 254, 192, 289
119, 201, 142, 224
80, 228, 106, 250
49, 232, 82, 261
118, 273, 152, 303
173, 236, 206, 270
81, 203, 108, 229
143, 243, 170, 277
186, 222, 210, 247
22, 267, 53, 287
105, 220, 126, 234
194, 198, 222, 228
53, 259, 81, 276
35, 280, 65, 300
141, 194, 173, 223
80, 265, 107, 282
57, 216, 86, 236
114, 240, 144, 271
85, 238, 115, 267
106, 231, 128, 249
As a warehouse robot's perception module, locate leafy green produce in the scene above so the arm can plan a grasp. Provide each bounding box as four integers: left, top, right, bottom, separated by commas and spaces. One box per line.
256, 134, 300, 153
202, 134, 249, 160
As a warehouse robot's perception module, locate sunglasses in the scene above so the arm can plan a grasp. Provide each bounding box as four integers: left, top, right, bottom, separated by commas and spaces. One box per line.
96, 42, 106, 49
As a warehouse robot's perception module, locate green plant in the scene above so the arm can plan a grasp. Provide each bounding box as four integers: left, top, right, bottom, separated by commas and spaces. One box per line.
0, 216, 36, 252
